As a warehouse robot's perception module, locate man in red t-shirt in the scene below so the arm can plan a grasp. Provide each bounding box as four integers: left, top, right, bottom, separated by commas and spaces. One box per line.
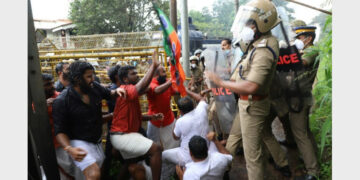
147, 65, 180, 150
111, 51, 164, 180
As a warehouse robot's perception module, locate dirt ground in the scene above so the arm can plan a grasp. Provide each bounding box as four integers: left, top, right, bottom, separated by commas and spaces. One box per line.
228, 118, 307, 180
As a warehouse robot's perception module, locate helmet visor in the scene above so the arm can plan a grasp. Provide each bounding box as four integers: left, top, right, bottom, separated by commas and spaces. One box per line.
231, 5, 264, 43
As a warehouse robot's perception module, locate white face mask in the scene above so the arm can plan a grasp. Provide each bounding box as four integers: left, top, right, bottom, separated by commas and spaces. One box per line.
191, 64, 197, 68
239, 27, 255, 44
224, 49, 231, 56
294, 39, 305, 50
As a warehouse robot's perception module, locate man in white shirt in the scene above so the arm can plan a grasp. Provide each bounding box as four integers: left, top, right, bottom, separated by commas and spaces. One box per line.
162, 89, 217, 169
176, 132, 233, 180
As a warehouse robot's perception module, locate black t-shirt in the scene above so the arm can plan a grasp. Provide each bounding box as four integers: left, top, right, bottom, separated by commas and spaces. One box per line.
53, 82, 111, 143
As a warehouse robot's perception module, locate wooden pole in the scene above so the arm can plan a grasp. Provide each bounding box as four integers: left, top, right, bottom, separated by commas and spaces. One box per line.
284, 0, 332, 15
28, 0, 60, 179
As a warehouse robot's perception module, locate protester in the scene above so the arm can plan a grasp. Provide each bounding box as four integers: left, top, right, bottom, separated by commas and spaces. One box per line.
175, 132, 233, 180
53, 61, 126, 180
147, 65, 179, 149
162, 89, 217, 168
54, 62, 70, 92
110, 51, 164, 180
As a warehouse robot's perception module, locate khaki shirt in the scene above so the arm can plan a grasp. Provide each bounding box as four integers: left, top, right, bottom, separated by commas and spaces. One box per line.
297, 48, 319, 94
234, 32, 279, 96
190, 67, 203, 83
137, 63, 149, 74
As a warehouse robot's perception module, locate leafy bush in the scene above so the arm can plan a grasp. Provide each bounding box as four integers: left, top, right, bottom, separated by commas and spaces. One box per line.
308, 15, 332, 179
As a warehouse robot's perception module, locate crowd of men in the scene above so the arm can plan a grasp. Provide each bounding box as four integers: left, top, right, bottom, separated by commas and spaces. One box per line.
38, 0, 322, 180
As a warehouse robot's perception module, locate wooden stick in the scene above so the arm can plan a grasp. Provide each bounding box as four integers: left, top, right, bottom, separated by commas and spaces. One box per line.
284, 0, 332, 15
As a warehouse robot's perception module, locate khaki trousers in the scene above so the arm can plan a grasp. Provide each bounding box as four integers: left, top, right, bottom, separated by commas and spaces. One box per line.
237, 98, 288, 180
226, 106, 288, 168
281, 105, 318, 176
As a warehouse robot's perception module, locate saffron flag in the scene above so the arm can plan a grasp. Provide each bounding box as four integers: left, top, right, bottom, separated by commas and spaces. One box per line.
154, 5, 187, 97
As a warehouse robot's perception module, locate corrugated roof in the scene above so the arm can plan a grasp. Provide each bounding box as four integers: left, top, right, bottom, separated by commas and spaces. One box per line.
34, 19, 73, 30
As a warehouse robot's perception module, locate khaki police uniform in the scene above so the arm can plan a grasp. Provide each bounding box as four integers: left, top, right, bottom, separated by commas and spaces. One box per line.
137, 61, 150, 74
233, 32, 287, 180
226, 46, 288, 169
190, 67, 203, 93
277, 47, 319, 176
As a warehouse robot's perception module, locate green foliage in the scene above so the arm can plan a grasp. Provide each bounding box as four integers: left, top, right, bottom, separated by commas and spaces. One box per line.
308, 15, 332, 179
189, 0, 294, 38
189, 0, 242, 38
69, 0, 170, 35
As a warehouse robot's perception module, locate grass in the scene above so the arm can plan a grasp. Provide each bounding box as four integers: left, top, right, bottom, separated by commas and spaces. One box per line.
308, 15, 332, 179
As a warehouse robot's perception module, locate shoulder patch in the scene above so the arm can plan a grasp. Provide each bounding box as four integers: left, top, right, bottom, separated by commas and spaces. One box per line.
256, 39, 267, 48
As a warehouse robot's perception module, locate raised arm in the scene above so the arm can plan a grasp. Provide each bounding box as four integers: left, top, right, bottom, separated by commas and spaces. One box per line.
154, 80, 172, 94
136, 51, 160, 95
186, 88, 206, 102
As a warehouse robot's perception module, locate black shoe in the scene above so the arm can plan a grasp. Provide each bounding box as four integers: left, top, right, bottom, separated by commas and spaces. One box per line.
275, 165, 292, 177
304, 175, 317, 180
294, 174, 317, 180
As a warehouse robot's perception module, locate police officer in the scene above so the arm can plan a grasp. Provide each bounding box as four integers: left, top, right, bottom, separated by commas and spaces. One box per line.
225, 38, 291, 178
136, 57, 150, 75
278, 20, 319, 180
206, 0, 284, 179
188, 55, 203, 93
194, 49, 205, 72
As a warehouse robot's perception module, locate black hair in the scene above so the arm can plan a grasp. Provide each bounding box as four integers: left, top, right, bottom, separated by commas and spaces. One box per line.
222, 38, 232, 45
42, 73, 53, 81
118, 65, 136, 84
177, 96, 195, 114
189, 135, 208, 160
55, 62, 69, 75
107, 65, 121, 84
68, 61, 94, 85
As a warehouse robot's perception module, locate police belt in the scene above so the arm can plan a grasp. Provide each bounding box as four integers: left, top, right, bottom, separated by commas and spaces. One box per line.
239, 94, 268, 101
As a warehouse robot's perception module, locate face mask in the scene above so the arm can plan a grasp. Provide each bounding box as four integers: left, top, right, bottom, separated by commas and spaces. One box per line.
224, 49, 231, 56
294, 39, 305, 50
191, 64, 197, 69
157, 75, 167, 84
239, 27, 255, 44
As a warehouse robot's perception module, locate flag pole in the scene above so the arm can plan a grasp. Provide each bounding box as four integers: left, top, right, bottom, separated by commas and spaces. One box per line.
180, 0, 190, 78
